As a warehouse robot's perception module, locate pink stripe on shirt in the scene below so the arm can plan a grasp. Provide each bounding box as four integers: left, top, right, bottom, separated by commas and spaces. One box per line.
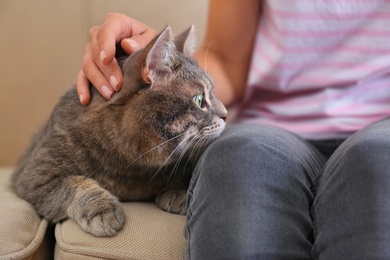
235, 0, 390, 139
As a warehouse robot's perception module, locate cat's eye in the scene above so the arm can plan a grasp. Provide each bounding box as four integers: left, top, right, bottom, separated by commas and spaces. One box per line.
193, 93, 205, 108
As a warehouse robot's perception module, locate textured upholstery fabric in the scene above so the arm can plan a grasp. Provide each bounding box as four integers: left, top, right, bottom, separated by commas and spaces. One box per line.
0, 168, 49, 260
55, 202, 186, 260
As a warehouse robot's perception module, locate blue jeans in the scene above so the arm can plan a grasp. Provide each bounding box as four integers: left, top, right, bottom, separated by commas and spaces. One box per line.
185, 117, 390, 259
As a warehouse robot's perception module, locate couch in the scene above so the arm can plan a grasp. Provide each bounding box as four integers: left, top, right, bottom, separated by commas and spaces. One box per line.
0, 168, 187, 260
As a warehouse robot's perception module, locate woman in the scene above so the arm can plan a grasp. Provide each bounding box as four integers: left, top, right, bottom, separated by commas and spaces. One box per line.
77, 0, 390, 258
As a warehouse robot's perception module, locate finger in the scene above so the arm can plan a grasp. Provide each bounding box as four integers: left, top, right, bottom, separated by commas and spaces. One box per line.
89, 25, 107, 64
76, 70, 91, 105
85, 41, 123, 92
120, 27, 158, 54
96, 13, 135, 65
82, 52, 114, 100
97, 13, 157, 63
104, 58, 123, 92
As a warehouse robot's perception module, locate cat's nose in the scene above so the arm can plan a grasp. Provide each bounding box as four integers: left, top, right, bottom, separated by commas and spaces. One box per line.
215, 99, 228, 122
219, 107, 228, 122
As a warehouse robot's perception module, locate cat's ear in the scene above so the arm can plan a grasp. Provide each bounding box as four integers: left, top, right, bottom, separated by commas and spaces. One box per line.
175, 25, 196, 56
143, 26, 176, 82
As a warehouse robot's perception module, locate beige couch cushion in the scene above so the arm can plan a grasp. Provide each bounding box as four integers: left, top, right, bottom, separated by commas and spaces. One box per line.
55, 202, 186, 259
0, 167, 186, 260
0, 168, 49, 260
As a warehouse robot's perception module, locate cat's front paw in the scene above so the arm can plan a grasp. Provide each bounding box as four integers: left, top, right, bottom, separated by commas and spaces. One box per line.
68, 192, 125, 237
156, 189, 187, 215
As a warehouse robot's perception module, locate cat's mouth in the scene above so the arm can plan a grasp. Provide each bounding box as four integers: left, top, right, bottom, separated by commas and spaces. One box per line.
180, 119, 225, 151
200, 120, 226, 140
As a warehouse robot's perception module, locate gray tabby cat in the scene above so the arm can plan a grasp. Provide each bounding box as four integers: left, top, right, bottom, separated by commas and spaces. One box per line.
11, 26, 227, 237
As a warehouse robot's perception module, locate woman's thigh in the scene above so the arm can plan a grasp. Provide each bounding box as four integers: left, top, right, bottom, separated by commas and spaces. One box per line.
313, 117, 390, 259
185, 124, 325, 260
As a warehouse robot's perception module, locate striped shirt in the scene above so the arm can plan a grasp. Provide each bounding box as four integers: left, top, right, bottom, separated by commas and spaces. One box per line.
234, 0, 390, 140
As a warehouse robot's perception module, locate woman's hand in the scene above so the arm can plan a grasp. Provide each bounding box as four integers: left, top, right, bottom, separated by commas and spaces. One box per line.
76, 13, 157, 105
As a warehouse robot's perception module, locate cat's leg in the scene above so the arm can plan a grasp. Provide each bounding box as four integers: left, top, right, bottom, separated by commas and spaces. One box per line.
15, 173, 125, 237
156, 189, 187, 215
155, 171, 190, 215
65, 176, 125, 237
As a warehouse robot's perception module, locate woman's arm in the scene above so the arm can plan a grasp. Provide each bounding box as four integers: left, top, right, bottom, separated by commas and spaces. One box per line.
196, 0, 261, 107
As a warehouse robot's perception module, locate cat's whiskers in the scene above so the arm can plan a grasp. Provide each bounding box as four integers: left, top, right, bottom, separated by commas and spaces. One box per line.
181, 134, 205, 169
149, 131, 197, 182
201, 38, 214, 72
125, 131, 189, 170
185, 134, 211, 172
171, 124, 223, 180
167, 126, 219, 186
165, 132, 203, 187
194, 135, 211, 158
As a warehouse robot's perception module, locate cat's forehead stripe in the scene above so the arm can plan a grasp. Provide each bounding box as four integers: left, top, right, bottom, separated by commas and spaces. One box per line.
201, 76, 212, 107
201, 76, 213, 92
206, 76, 213, 90
200, 78, 210, 94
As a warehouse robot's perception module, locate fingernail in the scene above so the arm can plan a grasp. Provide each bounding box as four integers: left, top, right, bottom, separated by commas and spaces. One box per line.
79, 94, 85, 104
101, 85, 113, 99
110, 75, 119, 91
100, 50, 106, 63
125, 39, 140, 51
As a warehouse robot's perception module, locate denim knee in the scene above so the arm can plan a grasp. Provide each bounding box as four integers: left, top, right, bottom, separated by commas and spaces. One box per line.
190, 123, 325, 189
324, 117, 390, 177
313, 118, 390, 259
185, 124, 325, 260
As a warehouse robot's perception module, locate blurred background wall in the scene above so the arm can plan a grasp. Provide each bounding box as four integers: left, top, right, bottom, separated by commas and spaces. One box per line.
0, 0, 209, 166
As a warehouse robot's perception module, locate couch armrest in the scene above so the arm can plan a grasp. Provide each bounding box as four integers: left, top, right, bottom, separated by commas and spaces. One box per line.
55, 202, 186, 260
0, 168, 51, 260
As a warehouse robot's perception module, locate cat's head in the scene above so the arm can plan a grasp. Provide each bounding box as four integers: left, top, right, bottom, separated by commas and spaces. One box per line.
108, 26, 227, 167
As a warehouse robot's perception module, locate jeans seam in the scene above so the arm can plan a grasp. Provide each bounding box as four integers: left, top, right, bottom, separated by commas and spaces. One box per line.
311, 204, 319, 259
